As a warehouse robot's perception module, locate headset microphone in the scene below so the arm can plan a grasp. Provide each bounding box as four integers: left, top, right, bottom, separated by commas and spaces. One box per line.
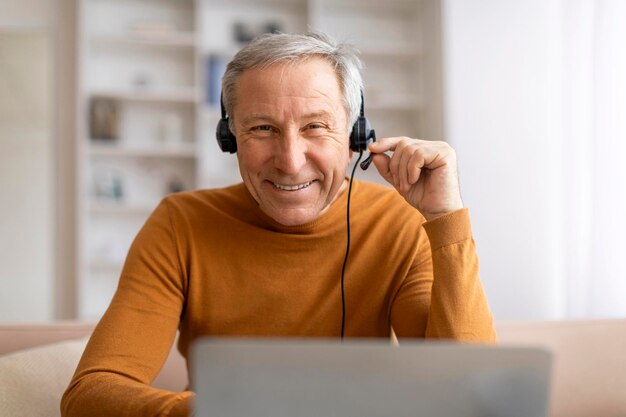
360, 152, 375, 170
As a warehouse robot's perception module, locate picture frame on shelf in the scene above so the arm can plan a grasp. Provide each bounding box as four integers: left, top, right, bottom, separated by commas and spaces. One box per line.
89, 98, 119, 141
92, 168, 124, 202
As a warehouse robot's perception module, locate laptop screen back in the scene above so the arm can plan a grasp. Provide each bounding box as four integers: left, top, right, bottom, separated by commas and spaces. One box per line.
191, 339, 551, 417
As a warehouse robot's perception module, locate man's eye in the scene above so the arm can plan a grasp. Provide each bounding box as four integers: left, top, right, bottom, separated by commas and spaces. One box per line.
303, 123, 329, 137
250, 125, 276, 136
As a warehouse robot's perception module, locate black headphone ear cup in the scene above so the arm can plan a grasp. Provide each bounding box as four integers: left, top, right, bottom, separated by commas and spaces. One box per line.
216, 117, 237, 153
350, 116, 369, 152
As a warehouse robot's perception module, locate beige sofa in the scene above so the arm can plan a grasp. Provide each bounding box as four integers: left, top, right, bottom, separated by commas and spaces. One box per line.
1, 320, 625, 417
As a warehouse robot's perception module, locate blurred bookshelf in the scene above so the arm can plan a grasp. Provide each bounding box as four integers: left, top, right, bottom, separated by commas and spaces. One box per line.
76, 0, 443, 319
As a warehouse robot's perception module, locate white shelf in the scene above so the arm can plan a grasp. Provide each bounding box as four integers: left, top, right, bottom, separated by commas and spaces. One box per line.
367, 95, 422, 111
317, 0, 419, 8
90, 32, 198, 48
200, 47, 239, 58
89, 201, 156, 216
360, 45, 421, 59
215, 0, 307, 6
87, 258, 124, 272
89, 87, 199, 103
89, 142, 198, 158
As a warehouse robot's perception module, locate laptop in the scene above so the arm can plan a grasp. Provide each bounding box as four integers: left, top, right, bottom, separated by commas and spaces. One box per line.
191, 338, 552, 417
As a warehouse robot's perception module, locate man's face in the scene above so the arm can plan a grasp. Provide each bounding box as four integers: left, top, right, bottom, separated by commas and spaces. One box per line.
232, 58, 351, 226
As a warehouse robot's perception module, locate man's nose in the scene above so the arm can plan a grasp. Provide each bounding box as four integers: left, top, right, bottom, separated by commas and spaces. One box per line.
273, 129, 306, 175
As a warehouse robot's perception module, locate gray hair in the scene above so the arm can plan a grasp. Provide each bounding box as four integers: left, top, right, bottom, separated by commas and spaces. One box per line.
221, 31, 363, 132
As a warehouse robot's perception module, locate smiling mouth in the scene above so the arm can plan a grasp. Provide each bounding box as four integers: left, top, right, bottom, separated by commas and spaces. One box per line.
272, 181, 313, 191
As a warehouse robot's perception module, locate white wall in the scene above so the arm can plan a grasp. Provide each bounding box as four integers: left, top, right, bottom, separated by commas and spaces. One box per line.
442, 0, 565, 320
0, 0, 55, 321
0, 0, 53, 29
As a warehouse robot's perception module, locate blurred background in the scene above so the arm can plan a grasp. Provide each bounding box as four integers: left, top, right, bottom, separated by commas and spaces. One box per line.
0, 0, 624, 323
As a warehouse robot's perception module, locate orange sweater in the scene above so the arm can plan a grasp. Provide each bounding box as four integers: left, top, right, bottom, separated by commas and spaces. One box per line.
61, 180, 496, 417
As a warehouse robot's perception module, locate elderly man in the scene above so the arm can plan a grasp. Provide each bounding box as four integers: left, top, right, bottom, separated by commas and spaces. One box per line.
62, 32, 495, 417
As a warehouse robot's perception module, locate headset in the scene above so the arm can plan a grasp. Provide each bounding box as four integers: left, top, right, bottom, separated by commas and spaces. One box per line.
216, 91, 376, 158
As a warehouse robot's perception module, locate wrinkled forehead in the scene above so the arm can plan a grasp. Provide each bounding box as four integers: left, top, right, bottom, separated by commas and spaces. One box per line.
228, 58, 352, 134
237, 58, 340, 93
234, 59, 345, 114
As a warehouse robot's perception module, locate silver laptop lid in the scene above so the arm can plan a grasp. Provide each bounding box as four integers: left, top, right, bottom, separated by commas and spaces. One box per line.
191, 339, 552, 417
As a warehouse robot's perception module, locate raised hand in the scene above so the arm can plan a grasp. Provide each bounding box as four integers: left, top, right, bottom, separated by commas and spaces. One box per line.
369, 137, 464, 221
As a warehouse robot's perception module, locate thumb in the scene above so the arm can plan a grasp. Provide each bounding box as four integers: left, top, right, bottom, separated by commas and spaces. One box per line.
371, 153, 395, 187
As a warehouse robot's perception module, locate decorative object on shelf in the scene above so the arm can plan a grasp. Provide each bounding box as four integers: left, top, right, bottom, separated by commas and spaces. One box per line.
265, 22, 283, 35
89, 98, 119, 141
233, 22, 255, 44
205, 54, 228, 106
132, 73, 153, 90
161, 113, 183, 144
167, 177, 186, 194
92, 168, 124, 202
232, 21, 285, 46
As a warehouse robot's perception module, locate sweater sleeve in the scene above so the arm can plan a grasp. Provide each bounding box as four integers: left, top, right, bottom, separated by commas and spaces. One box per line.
391, 208, 497, 343
61, 199, 195, 417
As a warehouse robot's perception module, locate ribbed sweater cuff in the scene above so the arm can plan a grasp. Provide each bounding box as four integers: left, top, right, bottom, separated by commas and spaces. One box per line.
422, 208, 472, 250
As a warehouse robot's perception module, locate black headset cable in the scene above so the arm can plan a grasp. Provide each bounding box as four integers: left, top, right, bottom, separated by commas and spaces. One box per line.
341, 150, 364, 341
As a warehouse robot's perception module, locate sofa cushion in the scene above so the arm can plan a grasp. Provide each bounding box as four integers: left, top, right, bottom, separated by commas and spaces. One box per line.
0, 322, 94, 356
0, 337, 87, 417
498, 319, 626, 417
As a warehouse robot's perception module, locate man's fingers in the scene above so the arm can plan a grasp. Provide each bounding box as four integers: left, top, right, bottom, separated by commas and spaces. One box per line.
371, 153, 395, 187
370, 137, 454, 171
369, 137, 458, 195
408, 151, 424, 184
368, 136, 404, 153
397, 147, 413, 193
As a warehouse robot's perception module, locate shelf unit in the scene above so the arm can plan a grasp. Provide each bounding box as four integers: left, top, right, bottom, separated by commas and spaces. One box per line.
90, 32, 198, 48
77, 0, 201, 319
89, 88, 199, 103
88, 142, 198, 158
75, 0, 443, 319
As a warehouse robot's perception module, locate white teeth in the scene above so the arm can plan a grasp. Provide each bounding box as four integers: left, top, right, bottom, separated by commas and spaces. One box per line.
273, 181, 312, 191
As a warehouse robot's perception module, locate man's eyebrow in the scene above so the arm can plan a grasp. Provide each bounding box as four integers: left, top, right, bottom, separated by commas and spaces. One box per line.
240, 111, 335, 125
302, 110, 335, 120
240, 114, 274, 125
